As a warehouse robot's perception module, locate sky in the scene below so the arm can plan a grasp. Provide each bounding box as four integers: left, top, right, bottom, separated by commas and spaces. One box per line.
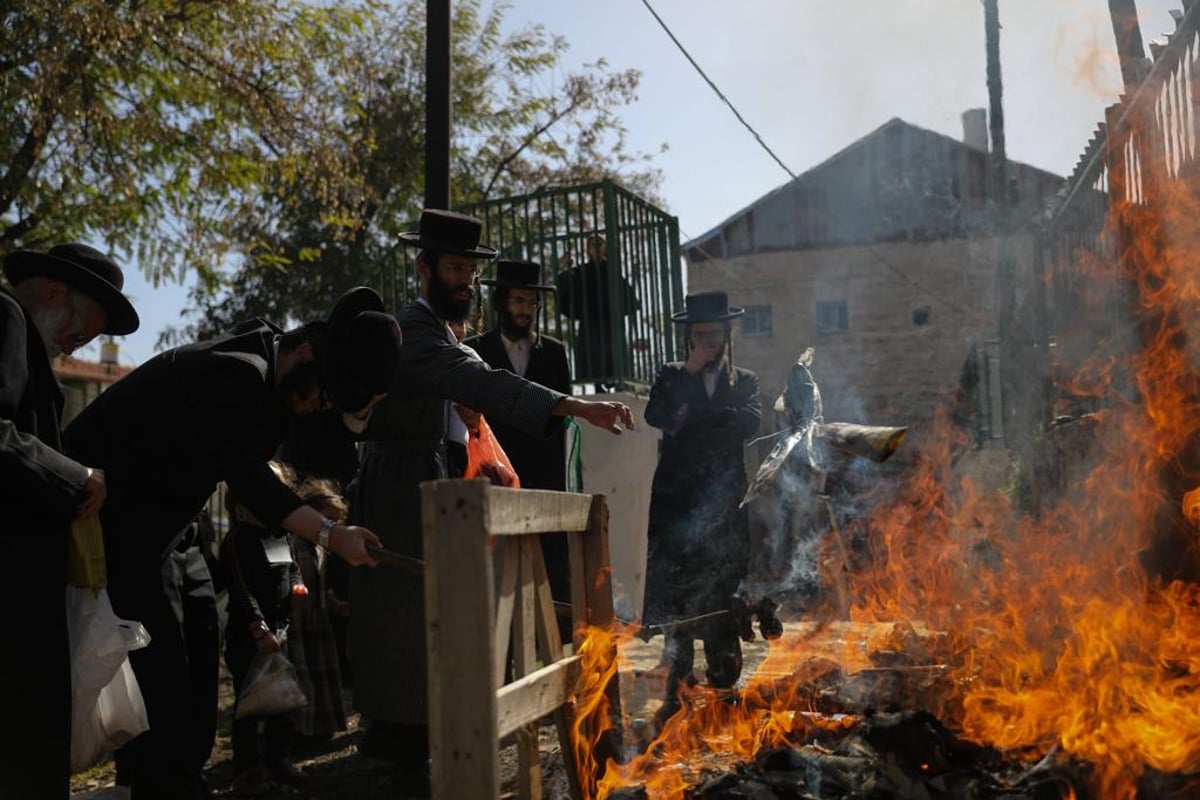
94, 0, 1186, 367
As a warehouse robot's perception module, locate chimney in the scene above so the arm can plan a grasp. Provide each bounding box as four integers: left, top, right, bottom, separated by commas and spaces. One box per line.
962, 108, 988, 152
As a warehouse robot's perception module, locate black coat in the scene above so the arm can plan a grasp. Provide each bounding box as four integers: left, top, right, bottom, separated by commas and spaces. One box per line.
462, 328, 571, 491
64, 320, 305, 608
0, 288, 89, 799
555, 260, 640, 383
350, 300, 567, 725
642, 363, 761, 623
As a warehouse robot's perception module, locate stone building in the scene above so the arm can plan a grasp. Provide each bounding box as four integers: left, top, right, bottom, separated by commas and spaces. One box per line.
683, 115, 1065, 446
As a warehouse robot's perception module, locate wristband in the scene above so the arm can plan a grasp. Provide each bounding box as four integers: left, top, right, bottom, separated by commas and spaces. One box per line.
317, 518, 335, 550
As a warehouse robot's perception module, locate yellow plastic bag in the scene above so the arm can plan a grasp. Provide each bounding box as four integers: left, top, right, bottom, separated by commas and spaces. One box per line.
67, 515, 107, 590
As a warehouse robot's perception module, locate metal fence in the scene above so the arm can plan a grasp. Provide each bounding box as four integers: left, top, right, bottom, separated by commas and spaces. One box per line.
379, 179, 685, 392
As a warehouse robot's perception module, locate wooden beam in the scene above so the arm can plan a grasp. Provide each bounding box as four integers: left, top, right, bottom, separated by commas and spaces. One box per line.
485, 485, 594, 534
496, 657, 582, 738
527, 537, 564, 663
494, 538, 519, 687
424, 480, 498, 800
515, 536, 542, 800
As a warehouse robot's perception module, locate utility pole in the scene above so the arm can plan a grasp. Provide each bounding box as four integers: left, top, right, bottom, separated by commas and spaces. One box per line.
425, 0, 451, 209
983, 0, 1007, 209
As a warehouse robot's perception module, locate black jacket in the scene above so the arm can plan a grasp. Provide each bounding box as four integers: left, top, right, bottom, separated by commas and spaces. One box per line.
555, 259, 640, 383
462, 327, 571, 491
65, 320, 305, 601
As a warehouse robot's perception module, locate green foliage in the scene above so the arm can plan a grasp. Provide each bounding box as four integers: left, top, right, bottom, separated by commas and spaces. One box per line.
195, 0, 662, 342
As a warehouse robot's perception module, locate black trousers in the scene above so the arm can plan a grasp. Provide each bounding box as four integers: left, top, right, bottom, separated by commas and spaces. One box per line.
225, 624, 291, 773
662, 616, 743, 706
112, 540, 219, 800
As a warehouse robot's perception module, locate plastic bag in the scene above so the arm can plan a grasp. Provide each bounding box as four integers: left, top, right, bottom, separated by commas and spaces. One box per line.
236, 650, 308, 719
464, 417, 521, 488
67, 586, 151, 771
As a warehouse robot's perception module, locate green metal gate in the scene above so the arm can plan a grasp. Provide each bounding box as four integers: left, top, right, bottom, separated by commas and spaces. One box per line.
381, 179, 685, 392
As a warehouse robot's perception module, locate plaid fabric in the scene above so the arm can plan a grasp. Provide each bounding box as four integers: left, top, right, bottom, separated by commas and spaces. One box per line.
287, 539, 348, 737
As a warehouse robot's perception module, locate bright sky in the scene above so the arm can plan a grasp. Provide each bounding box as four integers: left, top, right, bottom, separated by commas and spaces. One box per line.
98, 0, 1185, 366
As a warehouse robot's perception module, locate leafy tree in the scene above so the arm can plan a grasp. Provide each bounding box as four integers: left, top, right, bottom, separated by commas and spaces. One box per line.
169, 0, 662, 343
0, 0, 373, 283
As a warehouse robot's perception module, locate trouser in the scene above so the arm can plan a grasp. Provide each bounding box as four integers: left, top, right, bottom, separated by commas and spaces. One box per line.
112, 539, 219, 800
662, 616, 744, 706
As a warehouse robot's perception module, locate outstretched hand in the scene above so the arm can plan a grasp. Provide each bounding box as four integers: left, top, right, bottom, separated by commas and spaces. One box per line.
577, 400, 635, 435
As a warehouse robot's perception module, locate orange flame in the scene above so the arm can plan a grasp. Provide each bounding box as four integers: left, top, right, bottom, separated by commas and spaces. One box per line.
569, 132, 1200, 799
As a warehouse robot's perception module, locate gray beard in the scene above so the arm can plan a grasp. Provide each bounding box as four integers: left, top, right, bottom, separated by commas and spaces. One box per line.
28, 306, 67, 358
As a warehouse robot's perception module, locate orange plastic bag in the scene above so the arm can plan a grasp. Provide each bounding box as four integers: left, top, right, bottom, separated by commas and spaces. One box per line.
464, 416, 520, 488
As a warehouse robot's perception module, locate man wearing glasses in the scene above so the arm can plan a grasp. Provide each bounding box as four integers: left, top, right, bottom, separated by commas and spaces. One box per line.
351, 211, 633, 795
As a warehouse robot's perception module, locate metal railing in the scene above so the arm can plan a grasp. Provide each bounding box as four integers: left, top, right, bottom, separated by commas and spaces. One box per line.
379, 180, 685, 392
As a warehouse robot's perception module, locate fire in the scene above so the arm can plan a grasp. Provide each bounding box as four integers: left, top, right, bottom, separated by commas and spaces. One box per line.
566, 131, 1200, 800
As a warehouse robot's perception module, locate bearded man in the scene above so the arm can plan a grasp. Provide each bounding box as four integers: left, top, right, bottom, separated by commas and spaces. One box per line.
0, 243, 138, 799
351, 210, 635, 795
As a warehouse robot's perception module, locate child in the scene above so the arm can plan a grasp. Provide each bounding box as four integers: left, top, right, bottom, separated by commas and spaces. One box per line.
287, 476, 350, 747
221, 462, 307, 797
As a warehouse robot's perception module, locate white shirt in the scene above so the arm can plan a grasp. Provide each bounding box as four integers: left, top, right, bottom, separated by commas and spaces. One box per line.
501, 332, 533, 378
702, 366, 720, 399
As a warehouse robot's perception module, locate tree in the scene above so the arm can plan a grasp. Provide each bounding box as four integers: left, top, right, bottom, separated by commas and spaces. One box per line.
0, 0, 374, 284
168, 0, 662, 343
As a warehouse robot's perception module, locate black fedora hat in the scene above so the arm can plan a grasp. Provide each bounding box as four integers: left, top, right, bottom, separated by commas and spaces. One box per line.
398, 209, 498, 259
479, 259, 555, 291
323, 287, 402, 413
670, 290, 744, 324
4, 243, 140, 335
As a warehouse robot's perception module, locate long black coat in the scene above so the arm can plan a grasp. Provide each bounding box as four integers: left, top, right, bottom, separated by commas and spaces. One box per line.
462, 328, 571, 491
0, 288, 89, 799
642, 363, 761, 623
351, 300, 567, 725
555, 260, 640, 383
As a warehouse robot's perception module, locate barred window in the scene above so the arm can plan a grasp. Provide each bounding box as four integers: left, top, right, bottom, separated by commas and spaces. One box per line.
742, 305, 773, 338
816, 300, 849, 334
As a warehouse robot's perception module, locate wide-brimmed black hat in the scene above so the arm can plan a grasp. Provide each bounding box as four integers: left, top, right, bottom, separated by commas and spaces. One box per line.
398, 209, 498, 259
3, 243, 140, 335
323, 287, 402, 414
670, 290, 744, 324
479, 259, 555, 291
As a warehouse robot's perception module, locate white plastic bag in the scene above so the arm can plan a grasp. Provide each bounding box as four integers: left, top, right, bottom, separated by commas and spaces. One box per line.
66, 586, 151, 771
235, 650, 308, 719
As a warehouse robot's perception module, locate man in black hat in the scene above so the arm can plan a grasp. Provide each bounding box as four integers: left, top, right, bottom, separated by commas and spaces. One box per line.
351, 210, 635, 791
0, 243, 139, 799
465, 259, 574, 635
642, 290, 762, 728
63, 286, 399, 799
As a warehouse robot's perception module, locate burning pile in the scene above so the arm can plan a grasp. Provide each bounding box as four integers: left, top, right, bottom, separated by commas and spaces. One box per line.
567, 162, 1200, 798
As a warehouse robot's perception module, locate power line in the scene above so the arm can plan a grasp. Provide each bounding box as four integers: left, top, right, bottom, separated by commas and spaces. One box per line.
638, 0, 797, 182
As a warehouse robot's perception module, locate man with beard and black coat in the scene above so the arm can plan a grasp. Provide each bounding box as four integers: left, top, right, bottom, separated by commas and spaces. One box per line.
351, 209, 636, 794
0, 243, 138, 800
64, 287, 399, 800
642, 291, 762, 728
465, 259, 574, 638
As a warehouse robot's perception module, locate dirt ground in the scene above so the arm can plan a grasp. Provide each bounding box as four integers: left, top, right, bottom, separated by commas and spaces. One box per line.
70, 619, 890, 799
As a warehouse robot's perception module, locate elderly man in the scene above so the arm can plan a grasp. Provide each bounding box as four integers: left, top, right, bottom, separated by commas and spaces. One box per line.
352, 209, 634, 794
0, 243, 139, 799
65, 286, 399, 799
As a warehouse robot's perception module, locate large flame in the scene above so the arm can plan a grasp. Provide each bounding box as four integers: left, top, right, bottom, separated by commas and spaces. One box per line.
569, 148, 1200, 800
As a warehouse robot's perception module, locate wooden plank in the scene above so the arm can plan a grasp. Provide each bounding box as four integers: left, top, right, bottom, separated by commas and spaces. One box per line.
485, 486, 594, 534
514, 542, 542, 800
567, 530, 587, 647
494, 538, 519, 686
423, 479, 498, 800
580, 494, 623, 779
495, 657, 581, 738
526, 536, 564, 663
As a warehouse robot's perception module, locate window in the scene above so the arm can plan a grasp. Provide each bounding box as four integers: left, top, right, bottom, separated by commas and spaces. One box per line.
816, 300, 849, 334
912, 305, 931, 326
742, 305, 773, 338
